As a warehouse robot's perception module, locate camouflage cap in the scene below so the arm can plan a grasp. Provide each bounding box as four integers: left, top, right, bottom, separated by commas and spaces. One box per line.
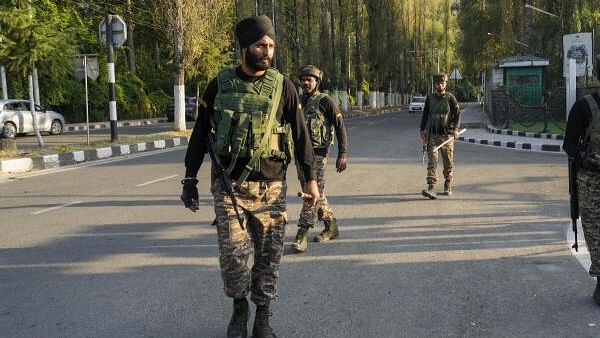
433, 73, 448, 83
298, 65, 323, 82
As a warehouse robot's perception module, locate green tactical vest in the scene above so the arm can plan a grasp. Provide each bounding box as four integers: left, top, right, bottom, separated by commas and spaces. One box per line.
426, 93, 451, 133
583, 94, 600, 153
213, 67, 290, 177
302, 92, 334, 149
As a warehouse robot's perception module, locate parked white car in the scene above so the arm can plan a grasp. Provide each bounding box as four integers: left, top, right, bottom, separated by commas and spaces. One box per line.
408, 96, 426, 113
0, 99, 65, 138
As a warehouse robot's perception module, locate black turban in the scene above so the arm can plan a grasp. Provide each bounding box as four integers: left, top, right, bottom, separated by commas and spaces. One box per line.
235, 15, 276, 48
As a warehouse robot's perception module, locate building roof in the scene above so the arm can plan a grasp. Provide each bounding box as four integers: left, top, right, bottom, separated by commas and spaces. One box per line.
498, 53, 549, 68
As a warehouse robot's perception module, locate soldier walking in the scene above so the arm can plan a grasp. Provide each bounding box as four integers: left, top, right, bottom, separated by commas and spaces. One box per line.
291, 65, 348, 253
563, 77, 600, 305
180, 16, 319, 338
419, 73, 461, 199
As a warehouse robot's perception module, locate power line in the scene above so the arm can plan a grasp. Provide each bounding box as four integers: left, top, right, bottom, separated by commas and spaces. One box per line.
66, 0, 167, 33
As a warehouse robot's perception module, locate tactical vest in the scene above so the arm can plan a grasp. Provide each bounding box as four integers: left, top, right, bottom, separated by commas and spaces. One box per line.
303, 92, 334, 149
213, 67, 290, 180
426, 93, 451, 134
584, 94, 600, 153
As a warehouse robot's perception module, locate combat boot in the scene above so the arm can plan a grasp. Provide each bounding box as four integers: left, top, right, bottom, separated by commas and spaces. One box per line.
291, 227, 309, 253
594, 278, 600, 306
227, 297, 249, 338
421, 184, 437, 199
314, 218, 339, 242
252, 305, 278, 338
443, 181, 452, 196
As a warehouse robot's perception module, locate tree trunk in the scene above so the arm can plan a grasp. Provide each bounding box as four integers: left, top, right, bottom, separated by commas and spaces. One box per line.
126, 0, 137, 75
173, 0, 186, 131
29, 74, 44, 147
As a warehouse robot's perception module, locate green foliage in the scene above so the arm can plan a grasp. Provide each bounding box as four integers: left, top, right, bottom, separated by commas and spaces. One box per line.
449, 79, 478, 102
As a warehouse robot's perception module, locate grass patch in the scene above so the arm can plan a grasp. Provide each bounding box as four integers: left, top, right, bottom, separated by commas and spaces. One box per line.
0, 130, 191, 160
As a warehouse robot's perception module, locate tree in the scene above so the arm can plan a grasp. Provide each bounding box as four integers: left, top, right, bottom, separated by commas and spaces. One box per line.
157, 0, 234, 131
0, 1, 76, 146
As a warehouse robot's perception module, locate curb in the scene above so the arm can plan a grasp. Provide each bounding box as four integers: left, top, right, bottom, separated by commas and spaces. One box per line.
64, 118, 168, 132
457, 135, 563, 153
486, 124, 564, 140
0, 137, 189, 174
0, 109, 402, 175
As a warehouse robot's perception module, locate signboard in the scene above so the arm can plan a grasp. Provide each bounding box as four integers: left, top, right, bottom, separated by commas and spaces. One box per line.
563, 32, 593, 77
99, 15, 127, 47
449, 68, 463, 80
74, 56, 99, 81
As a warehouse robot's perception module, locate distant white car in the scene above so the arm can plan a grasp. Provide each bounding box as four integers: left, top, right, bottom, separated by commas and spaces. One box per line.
408, 96, 426, 113
0, 99, 65, 138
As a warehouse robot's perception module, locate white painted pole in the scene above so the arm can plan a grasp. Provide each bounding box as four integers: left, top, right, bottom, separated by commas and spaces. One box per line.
84, 55, 90, 145
566, 58, 577, 120
0, 65, 7, 99
32, 68, 40, 105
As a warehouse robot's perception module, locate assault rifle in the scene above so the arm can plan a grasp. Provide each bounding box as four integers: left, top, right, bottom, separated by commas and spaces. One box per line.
207, 131, 245, 230
568, 157, 579, 252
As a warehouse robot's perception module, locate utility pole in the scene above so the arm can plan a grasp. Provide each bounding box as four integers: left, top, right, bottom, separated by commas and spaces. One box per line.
106, 11, 118, 142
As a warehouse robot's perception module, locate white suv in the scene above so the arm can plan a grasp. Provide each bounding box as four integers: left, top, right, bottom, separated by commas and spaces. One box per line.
408, 96, 426, 113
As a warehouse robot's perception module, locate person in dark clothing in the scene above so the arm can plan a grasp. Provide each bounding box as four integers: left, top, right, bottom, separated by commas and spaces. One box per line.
180, 15, 319, 338
291, 64, 348, 253
419, 73, 461, 199
563, 89, 600, 305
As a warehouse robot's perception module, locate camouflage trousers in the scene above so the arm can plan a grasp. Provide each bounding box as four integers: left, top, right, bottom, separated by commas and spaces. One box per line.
296, 154, 334, 228
578, 169, 600, 277
212, 180, 287, 306
426, 134, 454, 185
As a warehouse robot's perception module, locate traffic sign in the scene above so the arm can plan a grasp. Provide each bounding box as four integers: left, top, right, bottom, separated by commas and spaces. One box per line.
74, 55, 99, 81
449, 68, 463, 80
99, 15, 127, 47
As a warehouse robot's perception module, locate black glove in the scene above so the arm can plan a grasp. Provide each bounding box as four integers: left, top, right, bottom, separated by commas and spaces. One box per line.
180, 178, 199, 211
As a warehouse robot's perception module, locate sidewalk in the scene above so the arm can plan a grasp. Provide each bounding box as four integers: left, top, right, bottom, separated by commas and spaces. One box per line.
456, 103, 565, 154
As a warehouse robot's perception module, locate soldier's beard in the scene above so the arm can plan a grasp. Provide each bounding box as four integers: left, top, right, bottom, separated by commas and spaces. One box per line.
245, 50, 271, 71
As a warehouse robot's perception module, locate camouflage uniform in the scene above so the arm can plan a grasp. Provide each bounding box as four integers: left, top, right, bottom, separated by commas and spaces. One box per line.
291, 66, 348, 252
426, 133, 455, 186
420, 73, 460, 198
563, 91, 600, 304
212, 180, 287, 305
578, 169, 600, 276
297, 154, 334, 227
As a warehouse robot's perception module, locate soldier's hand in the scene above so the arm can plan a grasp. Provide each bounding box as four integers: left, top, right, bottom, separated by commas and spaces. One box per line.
304, 180, 320, 207
336, 153, 347, 173
453, 129, 460, 139
180, 178, 199, 212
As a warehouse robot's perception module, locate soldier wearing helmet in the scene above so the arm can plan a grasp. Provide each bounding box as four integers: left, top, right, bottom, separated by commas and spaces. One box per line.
291, 64, 349, 253
419, 73, 461, 199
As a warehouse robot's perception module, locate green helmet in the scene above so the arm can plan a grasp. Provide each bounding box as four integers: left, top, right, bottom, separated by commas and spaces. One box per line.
298, 65, 323, 82
433, 73, 448, 83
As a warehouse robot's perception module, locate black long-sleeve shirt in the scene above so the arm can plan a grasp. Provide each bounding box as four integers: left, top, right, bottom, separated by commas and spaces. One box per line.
184, 67, 316, 182
419, 92, 460, 135
301, 93, 349, 157
562, 92, 598, 158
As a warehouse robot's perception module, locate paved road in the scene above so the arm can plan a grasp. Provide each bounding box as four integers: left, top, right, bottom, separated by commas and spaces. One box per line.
1, 112, 598, 337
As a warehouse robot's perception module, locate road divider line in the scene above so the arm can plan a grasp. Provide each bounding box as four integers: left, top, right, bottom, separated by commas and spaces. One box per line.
136, 174, 178, 187
31, 201, 83, 215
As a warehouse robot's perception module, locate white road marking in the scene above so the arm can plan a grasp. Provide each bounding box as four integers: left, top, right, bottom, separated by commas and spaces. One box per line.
31, 201, 83, 215
136, 174, 178, 187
